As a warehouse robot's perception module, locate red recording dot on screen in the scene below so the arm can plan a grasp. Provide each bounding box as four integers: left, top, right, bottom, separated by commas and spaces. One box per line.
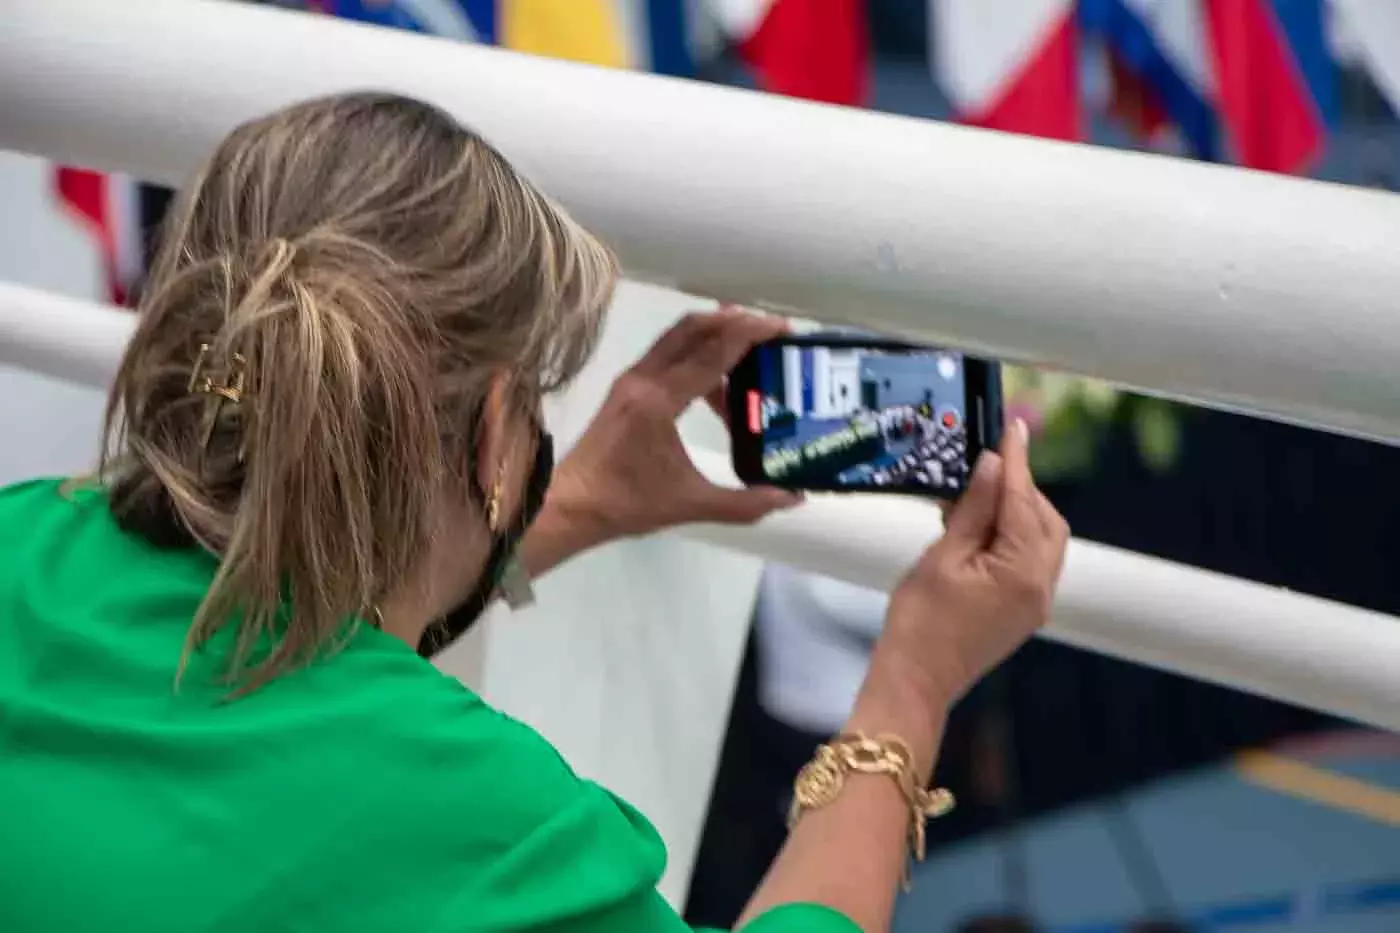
748, 391, 761, 434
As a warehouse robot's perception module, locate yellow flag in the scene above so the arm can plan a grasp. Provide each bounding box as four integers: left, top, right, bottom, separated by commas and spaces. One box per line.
500, 0, 630, 68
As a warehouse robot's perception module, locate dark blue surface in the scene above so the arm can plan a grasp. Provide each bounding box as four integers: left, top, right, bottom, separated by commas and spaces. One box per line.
896, 744, 1400, 932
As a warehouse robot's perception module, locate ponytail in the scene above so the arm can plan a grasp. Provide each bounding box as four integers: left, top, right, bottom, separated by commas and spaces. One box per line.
109, 232, 445, 690
100, 91, 616, 691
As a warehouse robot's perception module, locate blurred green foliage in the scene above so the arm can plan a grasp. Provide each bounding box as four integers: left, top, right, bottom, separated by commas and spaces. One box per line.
1003, 366, 1183, 481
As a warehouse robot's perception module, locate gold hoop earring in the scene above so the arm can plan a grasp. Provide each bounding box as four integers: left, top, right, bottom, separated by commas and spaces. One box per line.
486, 477, 503, 532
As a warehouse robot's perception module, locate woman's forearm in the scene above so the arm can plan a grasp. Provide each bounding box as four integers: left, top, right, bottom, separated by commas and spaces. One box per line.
735, 656, 950, 932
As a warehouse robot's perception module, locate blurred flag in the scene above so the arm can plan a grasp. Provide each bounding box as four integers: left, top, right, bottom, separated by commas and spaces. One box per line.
335, 1, 696, 75
930, 0, 1081, 139
56, 0, 698, 307
500, 0, 629, 67
710, 0, 869, 104
1086, 0, 1335, 173
497, 0, 697, 73
53, 168, 143, 306
632, 0, 698, 76
1205, 0, 1335, 174
1328, 0, 1400, 118
1079, 0, 1219, 159
331, 0, 484, 37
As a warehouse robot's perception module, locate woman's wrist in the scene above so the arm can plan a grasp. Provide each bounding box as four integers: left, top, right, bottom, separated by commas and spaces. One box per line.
879, 586, 982, 711
846, 649, 952, 780
518, 468, 616, 578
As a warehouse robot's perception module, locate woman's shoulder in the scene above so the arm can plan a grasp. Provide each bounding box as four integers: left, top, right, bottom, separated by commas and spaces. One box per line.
0, 474, 200, 570
309, 645, 672, 928
346, 645, 590, 809
0, 476, 82, 525
0, 475, 111, 509
346, 642, 660, 843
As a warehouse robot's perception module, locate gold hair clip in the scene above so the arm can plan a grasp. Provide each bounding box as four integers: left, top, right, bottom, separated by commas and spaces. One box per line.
188, 342, 248, 454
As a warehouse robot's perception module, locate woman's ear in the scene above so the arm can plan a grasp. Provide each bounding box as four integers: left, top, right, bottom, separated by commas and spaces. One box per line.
475, 373, 513, 504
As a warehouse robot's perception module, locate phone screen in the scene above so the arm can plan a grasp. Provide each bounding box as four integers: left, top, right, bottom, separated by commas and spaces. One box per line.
744, 342, 972, 495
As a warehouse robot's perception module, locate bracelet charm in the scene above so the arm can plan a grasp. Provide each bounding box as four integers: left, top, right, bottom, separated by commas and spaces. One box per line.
788, 731, 956, 891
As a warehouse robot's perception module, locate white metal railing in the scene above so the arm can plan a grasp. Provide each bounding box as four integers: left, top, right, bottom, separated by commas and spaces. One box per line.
0, 283, 135, 387
5, 281, 1400, 734
6, 0, 1400, 443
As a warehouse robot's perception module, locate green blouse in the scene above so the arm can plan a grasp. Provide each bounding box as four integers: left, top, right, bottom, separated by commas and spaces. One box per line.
0, 479, 857, 933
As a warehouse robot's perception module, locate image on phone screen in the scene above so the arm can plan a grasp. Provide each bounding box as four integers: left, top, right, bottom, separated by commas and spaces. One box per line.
745, 342, 971, 495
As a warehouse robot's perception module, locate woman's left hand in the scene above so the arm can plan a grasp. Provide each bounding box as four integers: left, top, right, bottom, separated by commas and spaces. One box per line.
522, 307, 803, 574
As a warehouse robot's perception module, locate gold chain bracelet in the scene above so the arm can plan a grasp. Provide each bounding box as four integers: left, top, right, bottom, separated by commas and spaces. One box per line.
788, 732, 955, 891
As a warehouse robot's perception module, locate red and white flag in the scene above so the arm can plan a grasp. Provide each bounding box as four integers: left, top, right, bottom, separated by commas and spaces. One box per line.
930, 0, 1081, 140
53, 167, 144, 306
709, 0, 869, 105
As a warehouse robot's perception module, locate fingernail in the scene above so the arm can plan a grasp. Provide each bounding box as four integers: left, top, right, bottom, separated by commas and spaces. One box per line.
1015, 417, 1029, 445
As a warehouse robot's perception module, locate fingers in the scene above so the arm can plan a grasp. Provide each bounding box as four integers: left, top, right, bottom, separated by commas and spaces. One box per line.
670, 311, 787, 412
704, 385, 727, 423
939, 451, 1002, 555
692, 483, 804, 525
630, 312, 716, 375
999, 417, 1033, 500
631, 307, 788, 416
999, 419, 1064, 539
992, 418, 1070, 583
631, 305, 747, 373
994, 418, 1044, 547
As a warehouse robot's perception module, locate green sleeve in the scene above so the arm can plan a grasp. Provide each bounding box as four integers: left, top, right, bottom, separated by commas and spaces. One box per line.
706, 904, 864, 933
420, 708, 860, 932
572, 891, 861, 933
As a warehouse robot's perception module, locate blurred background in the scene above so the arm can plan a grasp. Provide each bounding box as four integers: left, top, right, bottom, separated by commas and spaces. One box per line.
26, 2, 1400, 931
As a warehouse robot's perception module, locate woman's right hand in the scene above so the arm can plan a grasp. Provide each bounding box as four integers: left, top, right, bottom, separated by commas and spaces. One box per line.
870, 419, 1070, 716
742, 425, 1066, 931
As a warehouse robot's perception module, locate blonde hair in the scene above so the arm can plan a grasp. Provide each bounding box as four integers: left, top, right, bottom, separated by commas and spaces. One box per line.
101, 92, 617, 689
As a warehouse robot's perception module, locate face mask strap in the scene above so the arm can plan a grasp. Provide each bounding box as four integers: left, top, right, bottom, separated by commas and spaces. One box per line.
416, 425, 554, 658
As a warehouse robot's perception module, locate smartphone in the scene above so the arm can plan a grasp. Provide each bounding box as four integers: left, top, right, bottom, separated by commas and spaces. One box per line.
727, 334, 1002, 499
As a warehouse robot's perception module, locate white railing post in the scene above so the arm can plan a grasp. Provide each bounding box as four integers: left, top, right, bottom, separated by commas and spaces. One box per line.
6, 0, 1400, 442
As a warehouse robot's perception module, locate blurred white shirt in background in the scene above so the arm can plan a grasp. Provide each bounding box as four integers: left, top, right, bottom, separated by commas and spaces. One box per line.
754, 563, 888, 735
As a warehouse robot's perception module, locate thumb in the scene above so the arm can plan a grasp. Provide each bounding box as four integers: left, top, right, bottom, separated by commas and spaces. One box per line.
940, 452, 1003, 553
695, 484, 804, 525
